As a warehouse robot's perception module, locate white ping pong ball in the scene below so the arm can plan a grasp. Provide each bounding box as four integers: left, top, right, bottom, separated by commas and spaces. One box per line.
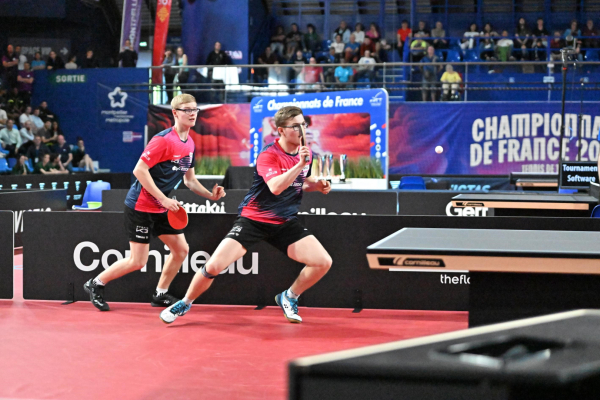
435, 146, 443, 154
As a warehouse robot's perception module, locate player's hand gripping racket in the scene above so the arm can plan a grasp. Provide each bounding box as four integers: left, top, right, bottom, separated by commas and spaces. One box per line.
300, 124, 310, 163
167, 197, 188, 229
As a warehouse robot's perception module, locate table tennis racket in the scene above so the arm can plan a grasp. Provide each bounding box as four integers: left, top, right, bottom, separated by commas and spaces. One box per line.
300, 124, 310, 163
168, 205, 188, 229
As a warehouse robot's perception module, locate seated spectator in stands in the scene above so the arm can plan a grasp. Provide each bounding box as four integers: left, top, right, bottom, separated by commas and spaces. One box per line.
19, 106, 33, 128
46, 51, 65, 70
564, 21, 584, 61
415, 21, 430, 38
531, 18, 549, 61
17, 62, 34, 105
565, 20, 581, 41
291, 50, 307, 81
420, 46, 441, 101
34, 152, 51, 174
356, 50, 377, 82
410, 33, 428, 62
431, 21, 448, 49
333, 21, 351, 43
256, 46, 279, 82
35, 153, 66, 174
550, 31, 565, 61
345, 34, 361, 59
53, 133, 72, 172
301, 57, 324, 90
0, 106, 7, 129
72, 137, 95, 173
334, 59, 354, 85
38, 101, 56, 122
6, 88, 25, 120
15, 46, 27, 71
31, 52, 46, 71
39, 120, 57, 145
2, 45, 19, 90
514, 18, 532, 60
479, 33, 496, 60
353, 23, 365, 44
304, 24, 321, 54
365, 23, 381, 43
397, 21, 412, 56
342, 47, 356, 63
359, 37, 376, 57
285, 23, 303, 55
65, 55, 78, 69
81, 49, 100, 69
331, 34, 345, 55
19, 121, 35, 151
582, 20, 599, 49
50, 121, 63, 137
321, 47, 340, 85
270, 26, 286, 56
0, 119, 22, 156
49, 153, 69, 174
25, 135, 50, 164
118, 39, 138, 67
481, 23, 500, 39
441, 64, 462, 101
12, 154, 28, 175
496, 30, 515, 61
374, 40, 390, 62
30, 108, 44, 132
268, 61, 288, 85
460, 23, 480, 51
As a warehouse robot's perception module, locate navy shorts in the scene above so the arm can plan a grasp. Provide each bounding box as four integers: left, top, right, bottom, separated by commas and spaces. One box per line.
225, 216, 312, 254
124, 206, 184, 243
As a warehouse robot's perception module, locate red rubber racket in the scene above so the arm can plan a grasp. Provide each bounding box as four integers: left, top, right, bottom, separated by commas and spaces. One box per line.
168, 206, 188, 229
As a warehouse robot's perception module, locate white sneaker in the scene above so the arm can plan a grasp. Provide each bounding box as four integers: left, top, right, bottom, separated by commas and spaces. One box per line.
160, 300, 191, 324
275, 291, 302, 323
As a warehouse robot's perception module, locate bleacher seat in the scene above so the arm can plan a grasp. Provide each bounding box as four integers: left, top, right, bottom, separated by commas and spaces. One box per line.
25, 159, 34, 173
0, 158, 10, 174
592, 205, 600, 218
321, 40, 332, 50
585, 50, 599, 62
399, 176, 426, 190
7, 158, 17, 169
72, 181, 111, 210
434, 49, 445, 61
446, 50, 461, 62
464, 49, 480, 61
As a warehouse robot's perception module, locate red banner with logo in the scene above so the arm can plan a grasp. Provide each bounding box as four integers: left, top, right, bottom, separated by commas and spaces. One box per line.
152, 0, 172, 84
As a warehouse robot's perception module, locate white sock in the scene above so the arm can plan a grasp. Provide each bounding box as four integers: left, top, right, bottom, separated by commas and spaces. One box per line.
286, 288, 300, 299
182, 297, 193, 305
93, 277, 105, 286
155, 287, 168, 295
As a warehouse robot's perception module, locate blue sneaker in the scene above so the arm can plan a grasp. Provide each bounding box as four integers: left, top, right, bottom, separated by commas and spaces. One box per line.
275, 291, 302, 323
160, 300, 191, 324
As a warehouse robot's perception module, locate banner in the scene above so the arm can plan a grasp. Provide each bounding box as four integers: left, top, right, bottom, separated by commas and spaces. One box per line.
120, 0, 143, 52
152, 0, 172, 84
250, 89, 389, 176
389, 102, 600, 175
0, 212, 13, 299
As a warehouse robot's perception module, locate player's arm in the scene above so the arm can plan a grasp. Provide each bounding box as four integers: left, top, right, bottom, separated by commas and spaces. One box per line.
303, 177, 331, 194
132, 159, 179, 212
183, 167, 226, 200
263, 147, 310, 196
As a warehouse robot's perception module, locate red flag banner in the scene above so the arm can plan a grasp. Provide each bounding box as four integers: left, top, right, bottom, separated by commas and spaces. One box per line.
152, 0, 172, 84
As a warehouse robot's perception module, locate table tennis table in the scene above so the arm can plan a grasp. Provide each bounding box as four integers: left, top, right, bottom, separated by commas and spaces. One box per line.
452, 193, 597, 217
367, 228, 600, 327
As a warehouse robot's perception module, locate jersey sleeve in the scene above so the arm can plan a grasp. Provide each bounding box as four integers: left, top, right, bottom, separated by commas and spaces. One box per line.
257, 151, 281, 182
140, 136, 169, 168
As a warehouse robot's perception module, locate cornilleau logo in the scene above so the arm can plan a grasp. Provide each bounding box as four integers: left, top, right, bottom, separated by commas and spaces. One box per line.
108, 87, 128, 108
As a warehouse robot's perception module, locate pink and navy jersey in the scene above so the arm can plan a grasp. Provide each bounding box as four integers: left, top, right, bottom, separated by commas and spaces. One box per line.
239, 139, 313, 224
125, 127, 195, 213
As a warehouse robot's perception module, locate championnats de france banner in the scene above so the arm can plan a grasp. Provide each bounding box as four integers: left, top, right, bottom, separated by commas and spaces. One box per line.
120, 0, 143, 52
389, 102, 600, 175
250, 89, 389, 176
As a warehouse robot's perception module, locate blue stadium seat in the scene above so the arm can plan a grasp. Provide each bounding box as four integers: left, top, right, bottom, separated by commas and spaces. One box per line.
592, 204, 600, 218
446, 50, 461, 62
434, 49, 445, 61
7, 158, 17, 169
72, 181, 111, 210
0, 158, 10, 174
399, 176, 426, 190
25, 159, 34, 173
464, 49, 479, 61
585, 50, 599, 61
321, 40, 332, 50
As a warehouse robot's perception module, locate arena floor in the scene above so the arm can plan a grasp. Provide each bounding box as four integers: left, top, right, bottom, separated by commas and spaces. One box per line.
2, 252, 467, 400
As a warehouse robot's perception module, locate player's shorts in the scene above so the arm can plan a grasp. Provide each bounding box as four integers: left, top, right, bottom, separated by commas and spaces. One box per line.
124, 205, 184, 244
225, 216, 313, 254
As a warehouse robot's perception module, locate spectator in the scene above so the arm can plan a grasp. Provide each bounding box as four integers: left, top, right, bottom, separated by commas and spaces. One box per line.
206, 41, 230, 66
321, 47, 339, 85
291, 50, 307, 81
333, 21, 351, 43
582, 20, 599, 49
0, 107, 6, 128
118, 39, 138, 67
31, 52, 46, 71
71, 137, 95, 173
285, 23, 303, 55
2, 45, 19, 90
0, 119, 22, 156
356, 50, 377, 82
531, 18, 549, 61
481, 23, 500, 39
420, 46, 441, 101
162, 48, 177, 104
12, 154, 28, 175
515, 18, 532, 60
53, 133, 73, 172
34, 152, 52, 174
46, 51, 65, 70
6, 88, 25, 120
267, 61, 288, 86
331, 34, 345, 55
304, 24, 321, 54
50, 121, 63, 137
334, 59, 354, 85
301, 57, 324, 90
415, 21, 431, 38
65, 55, 78, 69
19, 105, 33, 127
565, 20, 581, 41
460, 23, 480, 51
175, 46, 189, 86
17, 62, 34, 106
564, 21, 583, 61
342, 47, 356, 63
15, 46, 27, 70
19, 120, 35, 150
353, 23, 365, 44
397, 20, 412, 58
365, 23, 381, 43
550, 31, 565, 61
39, 120, 57, 145
345, 34, 361, 59
30, 108, 44, 132
256, 46, 278, 82
431, 21, 448, 49
410, 33, 428, 62
479, 33, 496, 60
81, 49, 100, 69
270, 26, 286, 56
374, 40, 390, 63
496, 30, 515, 61
38, 101, 56, 122
359, 36, 376, 57
440, 64, 462, 101
26, 135, 51, 164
